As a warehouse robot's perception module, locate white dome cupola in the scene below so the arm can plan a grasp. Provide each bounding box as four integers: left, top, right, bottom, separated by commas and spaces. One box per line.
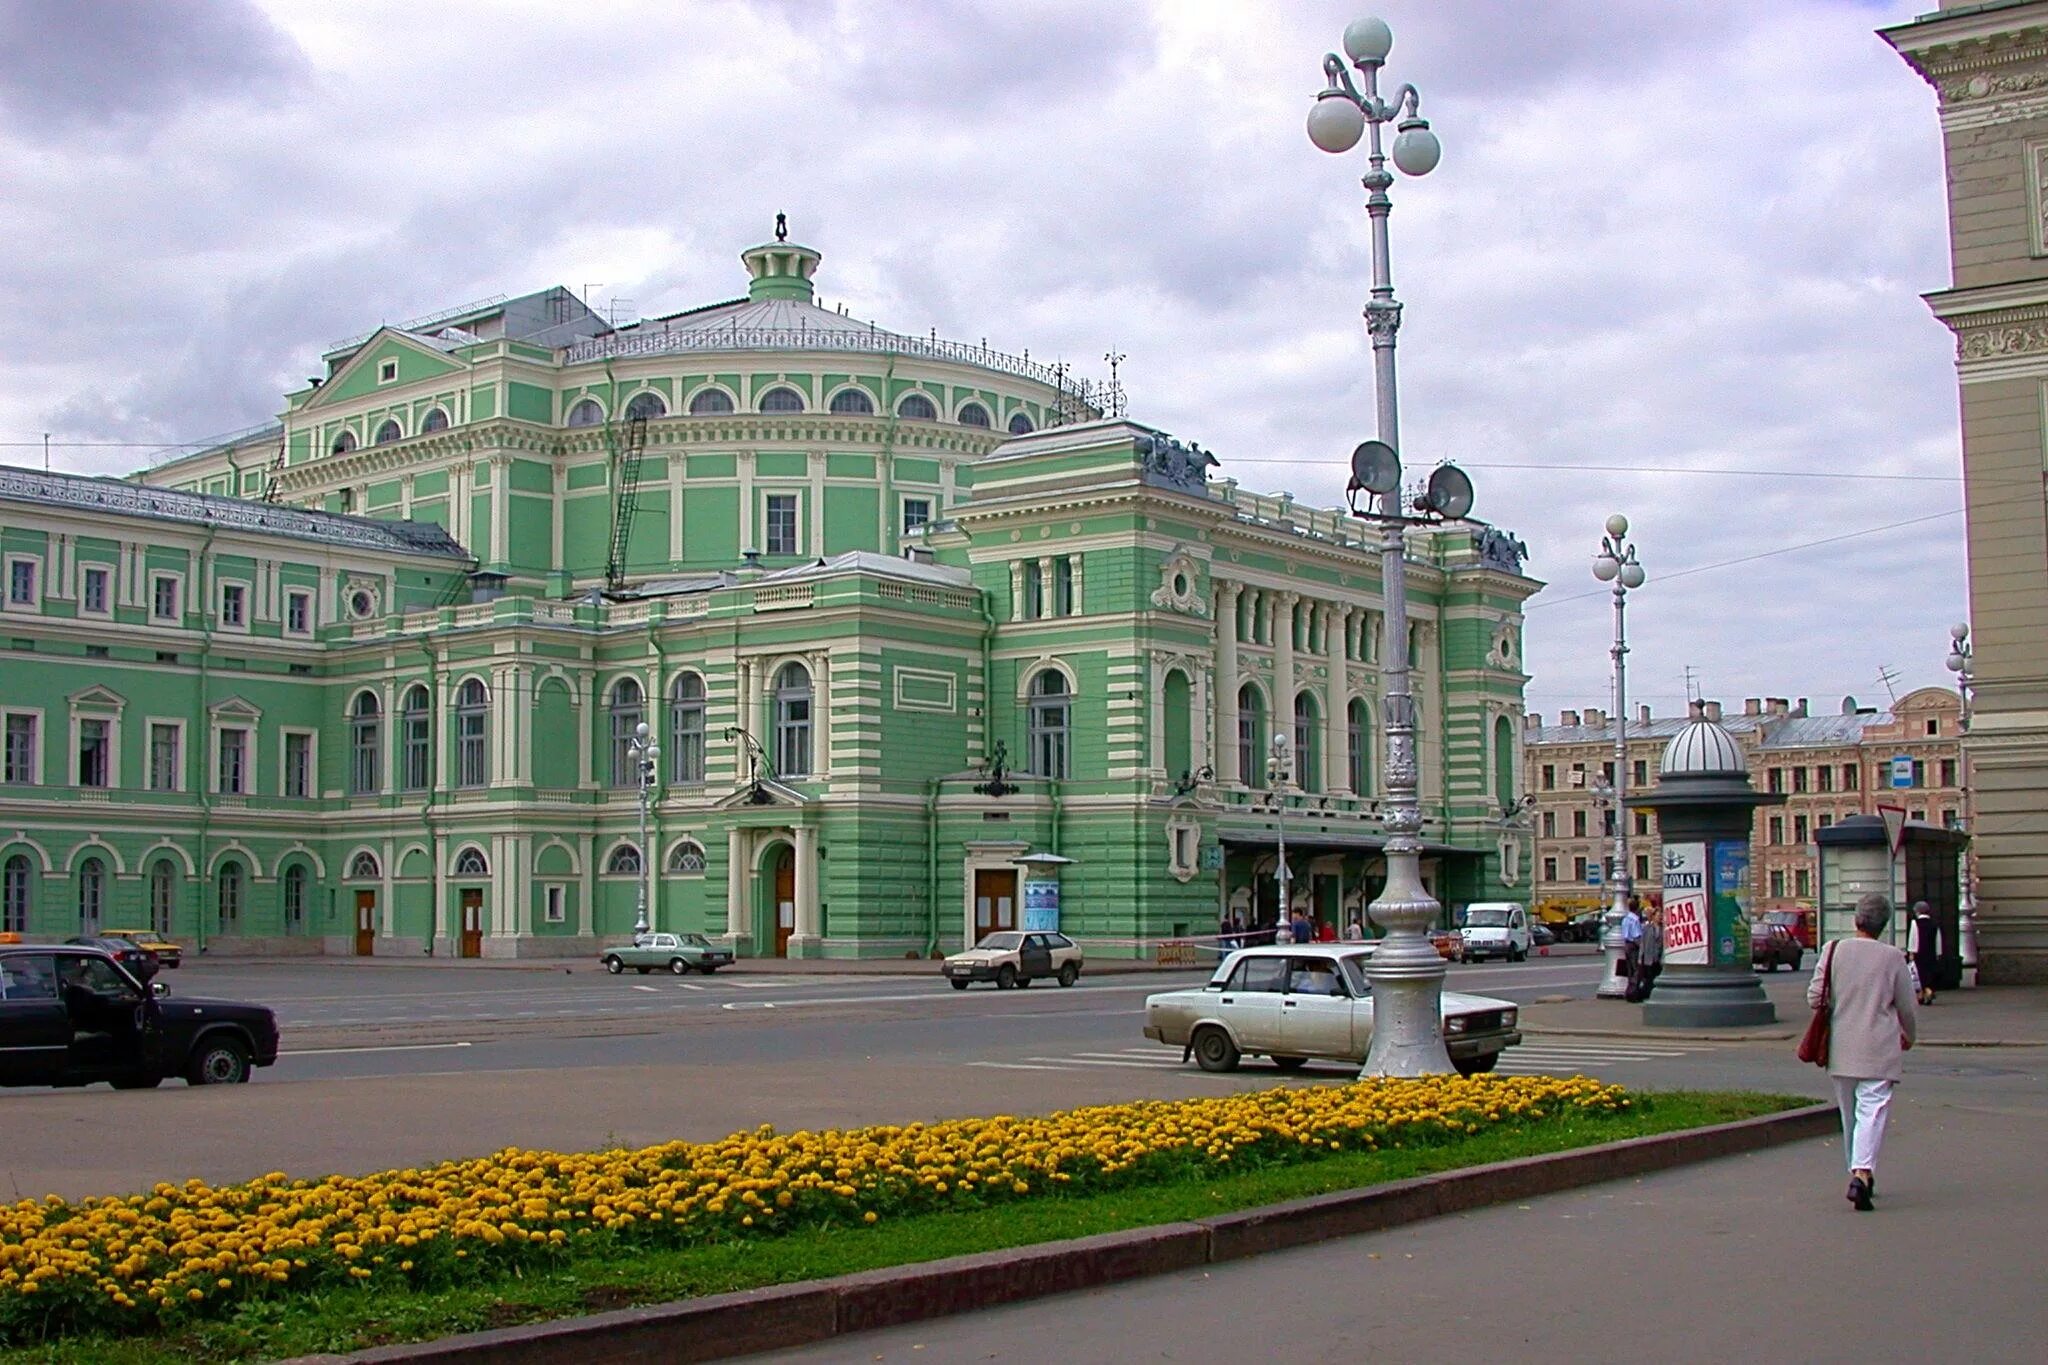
1660, 701, 1745, 776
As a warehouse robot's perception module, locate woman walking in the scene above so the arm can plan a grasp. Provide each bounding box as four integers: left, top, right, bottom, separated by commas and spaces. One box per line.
1807, 893, 1918, 1211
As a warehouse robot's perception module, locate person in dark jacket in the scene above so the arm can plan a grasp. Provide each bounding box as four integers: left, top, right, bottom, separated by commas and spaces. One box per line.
1910, 901, 1939, 1006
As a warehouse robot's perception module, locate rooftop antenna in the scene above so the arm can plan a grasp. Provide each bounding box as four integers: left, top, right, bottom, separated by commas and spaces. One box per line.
42, 432, 50, 471
1878, 665, 1902, 706
1683, 665, 1701, 704
581, 282, 605, 309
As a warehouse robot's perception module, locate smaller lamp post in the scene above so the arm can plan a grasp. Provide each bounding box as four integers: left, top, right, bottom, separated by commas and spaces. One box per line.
630, 721, 660, 937
1946, 622, 1979, 986
1591, 514, 1646, 998
1268, 732, 1294, 941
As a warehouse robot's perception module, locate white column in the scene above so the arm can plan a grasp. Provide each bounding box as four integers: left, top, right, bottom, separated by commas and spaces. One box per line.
1326, 605, 1352, 796
793, 823, 819, 944
811, 651, 831, 778
1274, 592, 1298, 778
726, 828, 749, 938
1216, 582, 1241, 784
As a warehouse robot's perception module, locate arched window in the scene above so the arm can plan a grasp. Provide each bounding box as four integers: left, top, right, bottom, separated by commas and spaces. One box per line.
1494, 714, 1517, 810
1237, 684, 1266, 787
347, 850, 381, 880
282, 864, 307, 931
897, 393, 937, 421
420, 408, 450, 434
773, 663, 813, 777
1293, 692, 1320, 792
401, 684, 431, 791
1007, 412, 1035, 436
1162, 669, 1192, 779
374, 420, 403, 445
349, 691, 381, 794
609, 678, 645, 788
455, 679, 489, 788
688, 387, 735, 415
670, 673, 706, 784
956, 401, 991, 429
667, 840, 707, 874
828, 388, 875, 415
1027, 670, 1071, 779
759, 386, 805, 414
567, 398, 604, 428
149, 858, 175, 935
78, 856, 105, 933
604, 844, 643, 876
452, 847, 488, 877
624, 392, 667, 421
1, 854, 27, 933
1348, 698, 1372, 796
331, 430, 358, 457
217, 859, 242, 929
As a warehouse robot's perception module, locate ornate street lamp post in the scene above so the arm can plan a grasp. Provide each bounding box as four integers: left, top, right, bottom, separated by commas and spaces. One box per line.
1308, 15, 1466, 1077
1591, 515, 1647, 999
1268, 733, 1294, 941
629, 721, 660, 937
1946, 622, 1979, 985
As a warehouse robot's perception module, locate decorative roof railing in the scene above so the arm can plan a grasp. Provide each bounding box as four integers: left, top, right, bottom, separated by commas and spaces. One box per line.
326, 294, 510, 354
142, 419, 283, 470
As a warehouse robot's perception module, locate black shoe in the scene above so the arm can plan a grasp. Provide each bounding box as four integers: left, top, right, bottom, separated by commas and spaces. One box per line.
1847, 1177, 1873, 1212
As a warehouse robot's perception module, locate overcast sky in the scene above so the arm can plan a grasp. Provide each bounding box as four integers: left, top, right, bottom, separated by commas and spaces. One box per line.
0, 0, 1961, 718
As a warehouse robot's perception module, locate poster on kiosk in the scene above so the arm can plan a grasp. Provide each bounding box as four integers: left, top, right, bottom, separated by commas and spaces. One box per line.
1661, 841, 1752, 967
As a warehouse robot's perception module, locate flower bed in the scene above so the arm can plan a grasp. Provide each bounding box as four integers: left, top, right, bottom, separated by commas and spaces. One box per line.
0, 1075, 1624, 1342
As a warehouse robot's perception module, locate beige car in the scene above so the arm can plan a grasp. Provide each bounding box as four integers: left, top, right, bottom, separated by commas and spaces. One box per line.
943, 931, 1083, 990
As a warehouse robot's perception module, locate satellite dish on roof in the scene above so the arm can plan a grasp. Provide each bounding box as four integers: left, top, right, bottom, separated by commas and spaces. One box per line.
1350, 440, 1401, 495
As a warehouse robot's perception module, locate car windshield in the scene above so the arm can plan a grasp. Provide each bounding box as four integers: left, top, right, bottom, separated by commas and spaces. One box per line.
1464, 909, 1513, 928
976, 933, 1024, 951
1337, 955, 1372, 996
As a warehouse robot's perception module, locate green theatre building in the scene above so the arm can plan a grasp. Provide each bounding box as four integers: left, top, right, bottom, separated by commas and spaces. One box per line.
0, 232, 1540, 959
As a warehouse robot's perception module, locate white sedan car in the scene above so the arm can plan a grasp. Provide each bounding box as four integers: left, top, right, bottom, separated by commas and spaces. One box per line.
1142, 944, 1522, 1077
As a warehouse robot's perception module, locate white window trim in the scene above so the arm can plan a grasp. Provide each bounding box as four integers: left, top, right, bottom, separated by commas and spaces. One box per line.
144, 716, 186, 793
284, 588, 314, 636
212, 723, 256, 796
217, 578, 251, 633
150, 570, 185, 622
4, 554, 41, 612
378, 358, 398, 383
68, 706, 122, 790
78, 564, 113, 617
900, 495, 933, 536
2, 705, 44, 786
543, 883, 568, 922
762, 489, 803, 556
279, 727, 318, 799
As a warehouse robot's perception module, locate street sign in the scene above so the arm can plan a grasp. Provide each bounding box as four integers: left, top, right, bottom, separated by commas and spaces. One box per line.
1890, 755, 1914, 789
1585, 866, 1603, 886
1877, 804, 1908, 857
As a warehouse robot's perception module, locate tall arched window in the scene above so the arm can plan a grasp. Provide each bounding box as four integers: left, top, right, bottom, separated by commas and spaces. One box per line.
828, 388, 874, 414
1027, 670, 1071, 779
1293, 692, 1320, 792
401, 684, 431, 790
1237, 684, 1266, 787
897, 393, 937, 421
283, 864, 307, 932
1007, 412, 1035, 435
609, 678, 645, 787
331, 431, 358, 456
374, 419, 403, 445
773, 663, 813, 777
149, 858, 175, 935
688, 387, 735, 415
217, 860, 242, 930
1162, 669, 1192, 779
347, 850, 381, 880
956, 401, 991, 428
455, 679, 489, 788
1348, 699, 1372, 797
605, 844, 643, 875
2, 855, 29, 934
670, 673, 705, 783
420, 408, 450, 433
759, 386, 805, 413
566, 398, 604, 427
77, 856, 105, 933
624, 392, 667, 421
1494, 714, 1517, 810
349, 691, 381, 794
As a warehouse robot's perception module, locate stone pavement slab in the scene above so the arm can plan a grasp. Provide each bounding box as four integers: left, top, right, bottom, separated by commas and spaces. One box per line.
1524, 975, 2048, 1047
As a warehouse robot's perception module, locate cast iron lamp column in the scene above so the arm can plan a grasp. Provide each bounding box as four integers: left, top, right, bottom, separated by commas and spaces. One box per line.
1592, 515, 1647, 998
1946, 622, 1979, 985
630, 721, 660, 937
1308, 14, 1455, 1076
1268, 732, 1294, 941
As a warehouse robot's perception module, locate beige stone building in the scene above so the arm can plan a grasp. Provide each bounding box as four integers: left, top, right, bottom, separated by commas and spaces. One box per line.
1886, 2, 2048, 981
1525, 691, 1965, 927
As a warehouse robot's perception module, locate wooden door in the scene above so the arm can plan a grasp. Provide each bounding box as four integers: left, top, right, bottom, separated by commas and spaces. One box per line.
354, 891, 376, 956
974, 869, 1017, 942
772, 849, 795, 958
459, 889, 483, 959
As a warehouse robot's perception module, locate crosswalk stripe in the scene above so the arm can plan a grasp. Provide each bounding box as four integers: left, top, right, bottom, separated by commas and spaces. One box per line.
1507, 1050, 1684, 1061
1028, 1056, 1184, 1068
967, 1062, 1072, 1072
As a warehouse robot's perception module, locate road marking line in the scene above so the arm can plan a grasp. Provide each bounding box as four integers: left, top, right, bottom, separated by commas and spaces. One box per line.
631, 985, 658, 993
281, 1042, 474, 1057
967, 1062, 1072, 1072
1025, 1056, 1188, 1070
675, 983, 708, 991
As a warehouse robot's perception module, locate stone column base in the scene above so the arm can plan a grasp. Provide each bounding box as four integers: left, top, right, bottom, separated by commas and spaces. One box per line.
1641, 966, 1777, 1028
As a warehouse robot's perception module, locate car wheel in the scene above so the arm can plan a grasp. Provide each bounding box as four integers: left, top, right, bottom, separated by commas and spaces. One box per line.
1056, 963, 1080, 988
187, 1036, 251, 1086
951, 979, 970, 991
636, 967, 651, 975
1454, 1053, 1499, 1077
1016, 976, 1032, 988
1191, 1027, 1240, 1073
1271, 1055, 1308, 1072
669, 958, 690, 975
603, 956, 624, 975
995, 964, 1017, 990
1789, 953, 1802, 973
111, 1072, 163, 1090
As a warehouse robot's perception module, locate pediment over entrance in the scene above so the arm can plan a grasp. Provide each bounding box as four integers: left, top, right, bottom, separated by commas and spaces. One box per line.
712, 777, 810, 809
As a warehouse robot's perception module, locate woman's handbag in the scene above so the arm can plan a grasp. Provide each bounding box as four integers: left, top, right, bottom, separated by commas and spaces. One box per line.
1797, 942, 1835, 1067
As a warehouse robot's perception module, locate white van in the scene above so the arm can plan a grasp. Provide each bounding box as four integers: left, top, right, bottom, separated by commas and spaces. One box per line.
1459, 902, 1532, 963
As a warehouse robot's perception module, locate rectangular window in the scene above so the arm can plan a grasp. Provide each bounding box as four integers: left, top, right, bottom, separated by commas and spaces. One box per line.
378, 358, 397, 383
1572, 809, 1587, 838
765, 494, 799, 555
1768, 768, 1783, 794
81, 567, 109, 614
1844, 763, 1859, 791
1926, 718, 1939, 737
1636, 853, 1650, 881
1792, 766, 1808, 794
545, 886, 566, 923
286, 591, 311, 635
1770, 869, 1785, 898
1601, 761, 1615, 785
402, 710, 430, 791
86, 645, 109, 659
1912, 759, 1926, 787
457, 713, 487, 788
1634, 811, 1650, 836
1541, 764, 1555, 791
1817, 765, 1833, 792
148, 722, 180, 791
1768, 816, 1783, 846
1602, 809, 1616, 837
218, 728, 247, 795
1794, 868, 1811, 898
284, 732, 312, 798
901, 498, 931, 534
1793, 814, 1809, 844
1818, 813, 1833, 830
1942, 807, 1958, 829
3, 714, 35, 785
1541, 811, 1556, 838
1022, 562, 1044, 620
1542, 857, 1557, 883
77, 719, 109, 787
1632, 758, 1648, 786
156, 652, 179, 664
7, 560, 35, 605
220, 583, 246, 627
1053, 556, 1075, 616
153, 576, 179, 620
1573, 855, 1588, 882
1939, 758, 1957, 787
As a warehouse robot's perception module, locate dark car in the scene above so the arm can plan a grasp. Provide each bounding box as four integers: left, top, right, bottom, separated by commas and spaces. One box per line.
1751, 923, 1805, 973
1530, 922, 1557, 949
69, 935, 160, 978
0, 945, 279, 1088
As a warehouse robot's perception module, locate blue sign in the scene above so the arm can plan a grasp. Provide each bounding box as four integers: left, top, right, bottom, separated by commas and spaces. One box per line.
1022, 877, 1060, 933
1890, 756, 1914, 789
1585, 866, 1603, 886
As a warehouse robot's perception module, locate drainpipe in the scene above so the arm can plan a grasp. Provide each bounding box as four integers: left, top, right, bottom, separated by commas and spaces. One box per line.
192, 520, 218, 953
419, 632, 440, 953
925, 774, 941, 958
649, 621, 668, 929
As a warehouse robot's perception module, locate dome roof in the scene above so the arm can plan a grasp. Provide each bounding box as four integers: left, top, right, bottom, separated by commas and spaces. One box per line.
1661, 705, 1746, 776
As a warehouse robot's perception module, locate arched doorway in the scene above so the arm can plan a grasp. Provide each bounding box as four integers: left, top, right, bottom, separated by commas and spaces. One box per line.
764, 843, 795, 957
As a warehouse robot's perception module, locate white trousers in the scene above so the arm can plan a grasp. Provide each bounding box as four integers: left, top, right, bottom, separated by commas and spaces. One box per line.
1833, 1077, 1895, 1174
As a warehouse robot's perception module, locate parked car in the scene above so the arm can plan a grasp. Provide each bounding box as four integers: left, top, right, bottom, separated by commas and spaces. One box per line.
95, 929, 183, 969
1762, 909, 1816, 950
1458, 902, 1533, 963
1142, 944, 1522, 1078
1428, 929, 1464, 962
68, 935, 162, 979
600, 933, 734, 976
0, 944, 278, 1088
1530, 922, 1557, 949
1751, 923, 1805, 972
943, 931, 1083, 989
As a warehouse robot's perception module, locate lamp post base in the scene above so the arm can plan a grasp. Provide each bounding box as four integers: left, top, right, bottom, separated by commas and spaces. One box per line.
1639, 966, 1777, 1028
1596, 916, 1630, 999
1360, 937, 1454, 1077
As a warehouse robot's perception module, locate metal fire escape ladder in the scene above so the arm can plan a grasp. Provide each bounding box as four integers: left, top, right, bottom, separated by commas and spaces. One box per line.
260, 434, 287, 503
605, 414, 649, 591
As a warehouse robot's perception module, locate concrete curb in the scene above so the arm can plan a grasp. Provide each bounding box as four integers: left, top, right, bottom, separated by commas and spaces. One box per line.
1524, 1025, 1800, 1043
289, 1103, 1837, 1365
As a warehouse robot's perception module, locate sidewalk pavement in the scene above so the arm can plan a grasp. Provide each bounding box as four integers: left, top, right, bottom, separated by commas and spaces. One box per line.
181, 952, 1205, 975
